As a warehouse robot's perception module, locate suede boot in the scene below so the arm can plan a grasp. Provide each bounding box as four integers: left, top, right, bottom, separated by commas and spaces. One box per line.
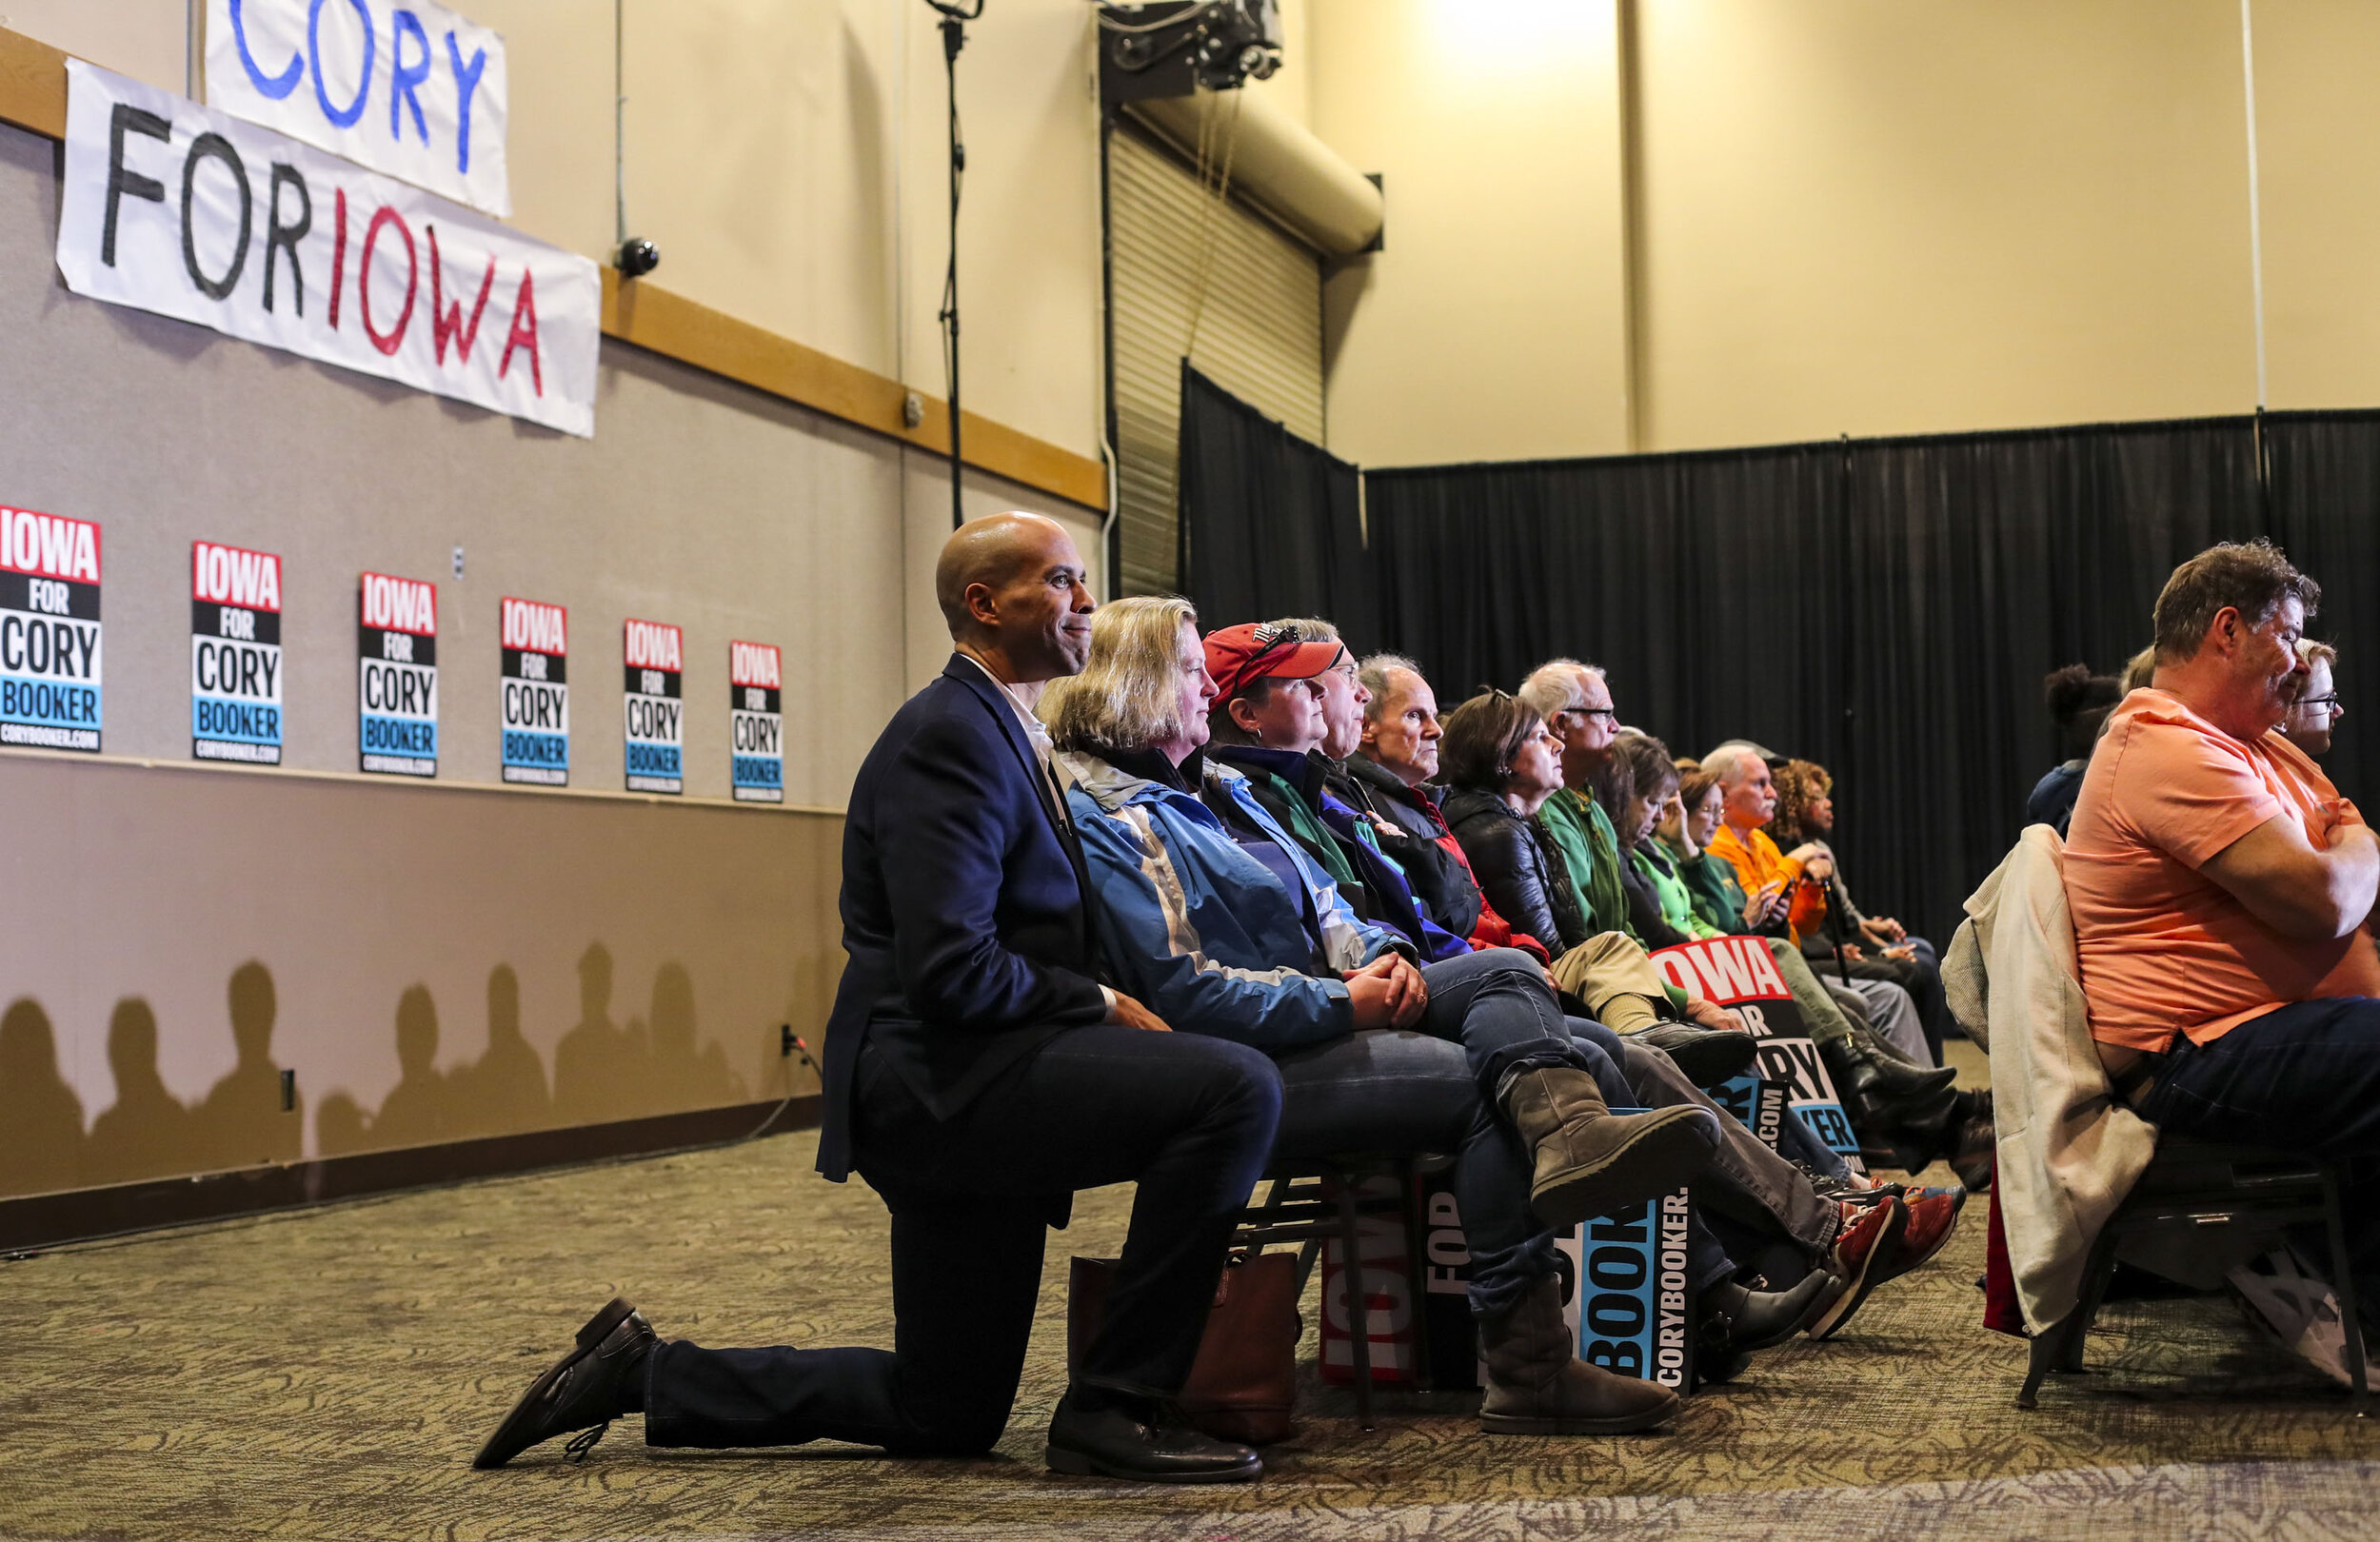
1478, 1275, 1679, 1433
1497, 1066, 1719, 1231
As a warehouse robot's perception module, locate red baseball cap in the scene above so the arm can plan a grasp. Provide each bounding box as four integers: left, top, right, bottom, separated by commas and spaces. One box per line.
1203, 622, 1346, 702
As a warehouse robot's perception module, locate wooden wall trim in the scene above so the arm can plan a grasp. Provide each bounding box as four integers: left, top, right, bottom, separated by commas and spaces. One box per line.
602, 272, 1109, 509
0, 1096, 822, 1254
0, 26, 1108, 513
0, 741, 848, 819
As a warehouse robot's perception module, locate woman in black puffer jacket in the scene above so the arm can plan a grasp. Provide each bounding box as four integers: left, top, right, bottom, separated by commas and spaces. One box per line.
1438, 692, 1595, 955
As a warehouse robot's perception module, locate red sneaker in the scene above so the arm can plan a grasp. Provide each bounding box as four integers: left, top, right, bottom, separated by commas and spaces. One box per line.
1874, 1190, 1964, 1287
1807, 1195, 1906, 1340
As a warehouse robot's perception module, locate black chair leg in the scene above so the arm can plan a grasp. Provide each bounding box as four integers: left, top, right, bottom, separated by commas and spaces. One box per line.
1333, 1168, 1376, 1431
2320, 1170, 2371, 1415
2017, 1317, 2067, 1410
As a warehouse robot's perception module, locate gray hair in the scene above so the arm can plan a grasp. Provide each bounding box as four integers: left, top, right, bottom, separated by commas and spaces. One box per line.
1702, 742, 1769, 788
1358, 653, 1425, 723
1517, 658, 1604, 722
1040, 595, 1200, 755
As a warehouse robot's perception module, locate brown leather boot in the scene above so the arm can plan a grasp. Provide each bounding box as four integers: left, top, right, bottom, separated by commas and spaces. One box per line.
1478, 1275, 1680, 1433
1497, 1066, 1720, 1230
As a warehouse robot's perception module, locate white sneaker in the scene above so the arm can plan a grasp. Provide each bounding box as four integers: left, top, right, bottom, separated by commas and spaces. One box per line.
2227, 1246, 2370, 1389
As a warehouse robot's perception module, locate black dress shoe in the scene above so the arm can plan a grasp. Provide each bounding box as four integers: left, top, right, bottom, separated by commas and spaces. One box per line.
1044, 1391, 1262, 1484
1700, 1269, 1836, 1352
1634, 1023, 1760, 1088
473, 1297, 656, 1469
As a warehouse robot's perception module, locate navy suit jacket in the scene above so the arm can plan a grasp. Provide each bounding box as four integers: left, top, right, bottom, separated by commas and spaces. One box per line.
815, 655, 1109, 1181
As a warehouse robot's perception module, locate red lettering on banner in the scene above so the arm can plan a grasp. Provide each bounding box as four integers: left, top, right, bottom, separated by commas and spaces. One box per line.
360, 206, 418, 357
499, 268, 542, 395
730, 641, 781, 689
426, 226, 497, 368
360, 571, 437, 634
624, 620, 682, 672
0, 508, 102, 583
192, 542, 281, 610
501, 598, 567, 654
1649, 937, 1792, 1007
328, 186, 347, 329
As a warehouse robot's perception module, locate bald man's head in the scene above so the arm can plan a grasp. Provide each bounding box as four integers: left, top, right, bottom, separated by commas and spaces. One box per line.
935, 512, 1096, 682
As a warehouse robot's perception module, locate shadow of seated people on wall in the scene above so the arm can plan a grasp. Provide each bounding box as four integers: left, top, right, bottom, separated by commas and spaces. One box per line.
315, 1092, 371, 1158
85, 998, 195, 1189
0, 998, 87, 1199
552, 943, 650, 1129
192, 960, 303, 1173
457, 963, 550, 1138
369, 984, 450, 1152
645, 961, 747, 1115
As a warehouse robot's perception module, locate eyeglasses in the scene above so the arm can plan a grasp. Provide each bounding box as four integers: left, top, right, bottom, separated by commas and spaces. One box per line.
2293, 695, 2344, 717
1556, 707, 1618, 723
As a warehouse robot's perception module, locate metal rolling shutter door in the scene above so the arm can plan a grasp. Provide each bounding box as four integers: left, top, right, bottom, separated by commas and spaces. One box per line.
1109, 125, 1325, 596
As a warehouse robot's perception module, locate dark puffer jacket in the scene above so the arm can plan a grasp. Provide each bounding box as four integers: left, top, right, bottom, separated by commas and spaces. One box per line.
1441, 788, 1592, 954
1333, 756, 1484, 940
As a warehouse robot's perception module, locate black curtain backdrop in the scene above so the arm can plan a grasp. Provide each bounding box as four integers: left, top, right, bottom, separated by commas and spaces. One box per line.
1179, 363, 1378, 642
1179, 388, 2380, 945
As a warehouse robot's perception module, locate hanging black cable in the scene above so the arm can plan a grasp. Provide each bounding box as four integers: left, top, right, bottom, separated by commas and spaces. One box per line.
928, 0, 983, 529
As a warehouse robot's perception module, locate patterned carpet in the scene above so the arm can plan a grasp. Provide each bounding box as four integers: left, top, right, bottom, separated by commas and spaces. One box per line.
1, 1044, 2372, 1541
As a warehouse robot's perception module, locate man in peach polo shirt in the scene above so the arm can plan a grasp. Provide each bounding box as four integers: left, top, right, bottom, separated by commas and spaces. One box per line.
2067, 540, 2380, 1309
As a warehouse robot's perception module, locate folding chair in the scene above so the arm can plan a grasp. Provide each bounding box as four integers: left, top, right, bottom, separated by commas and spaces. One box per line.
1231, 1153, 1442, 1431
2018, 1137, 2369, 1414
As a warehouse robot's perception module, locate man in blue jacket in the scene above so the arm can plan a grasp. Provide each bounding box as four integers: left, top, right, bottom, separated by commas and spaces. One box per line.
474, 514, 1281, 1484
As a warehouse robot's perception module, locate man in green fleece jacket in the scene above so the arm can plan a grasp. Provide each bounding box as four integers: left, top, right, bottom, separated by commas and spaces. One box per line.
1518, 659, 1634, 939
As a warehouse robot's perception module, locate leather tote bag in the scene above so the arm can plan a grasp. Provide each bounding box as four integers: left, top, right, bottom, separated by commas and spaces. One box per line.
1066, 1249, 1301, 1444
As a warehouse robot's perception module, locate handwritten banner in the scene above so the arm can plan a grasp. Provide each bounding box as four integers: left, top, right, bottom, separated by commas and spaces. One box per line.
207, 0, 508, 216
58, 62, 596, 438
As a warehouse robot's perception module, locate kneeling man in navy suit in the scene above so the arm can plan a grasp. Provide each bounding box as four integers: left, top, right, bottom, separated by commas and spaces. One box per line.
475, 513, 1281, 1484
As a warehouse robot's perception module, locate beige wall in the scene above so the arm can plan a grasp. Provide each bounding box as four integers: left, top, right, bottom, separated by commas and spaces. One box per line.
1310, 0, 1633, 466
1299, 0, 2380, 464
3, 0, 1109, 461
1632, 0, 2258, 451
2255, 0, 2380, 411
0, 756, 843, 1199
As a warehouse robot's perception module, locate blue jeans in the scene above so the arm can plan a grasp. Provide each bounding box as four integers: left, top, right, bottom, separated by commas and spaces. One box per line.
2139, 998, 2380, 1303
1274, 955, 1735, 1316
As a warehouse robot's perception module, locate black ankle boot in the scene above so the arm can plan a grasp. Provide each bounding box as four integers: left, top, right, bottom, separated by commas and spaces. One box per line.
1820, 1031, 1955, 1120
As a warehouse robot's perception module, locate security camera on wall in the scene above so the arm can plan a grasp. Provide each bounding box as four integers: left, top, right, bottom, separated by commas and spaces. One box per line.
1099, 0, 1284, 110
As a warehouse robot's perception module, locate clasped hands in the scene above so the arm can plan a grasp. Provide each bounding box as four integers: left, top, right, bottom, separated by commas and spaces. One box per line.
1343, 953, 1430, 1030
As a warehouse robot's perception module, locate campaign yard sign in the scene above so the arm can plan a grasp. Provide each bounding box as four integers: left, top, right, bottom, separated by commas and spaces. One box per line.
1577, 1187, 1696, 1395
728, 640, 783, 803
0, 506, 102, 754
357, 570, 435, 776
499, 597, 566, 785
206, 0, 510, 216
58, 62, 597, 437
1413, 1164, 1696, 1395
190, 540, 282, 762
1650, 935, 1865, 1172
623, 619, 683, 794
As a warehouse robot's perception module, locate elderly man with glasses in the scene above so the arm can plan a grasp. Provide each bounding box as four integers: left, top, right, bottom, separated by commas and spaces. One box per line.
1517, 660, 1631, 942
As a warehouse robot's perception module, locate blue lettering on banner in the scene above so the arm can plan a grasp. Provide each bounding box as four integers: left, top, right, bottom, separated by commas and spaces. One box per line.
624, 619, 684, 794
0, 507, 104, 755
190, 543, 284, 764
357, 575, 435, 778
1574, 1110, 1695, 1394
727, 642, 783, 802
207, 0, 510, 217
